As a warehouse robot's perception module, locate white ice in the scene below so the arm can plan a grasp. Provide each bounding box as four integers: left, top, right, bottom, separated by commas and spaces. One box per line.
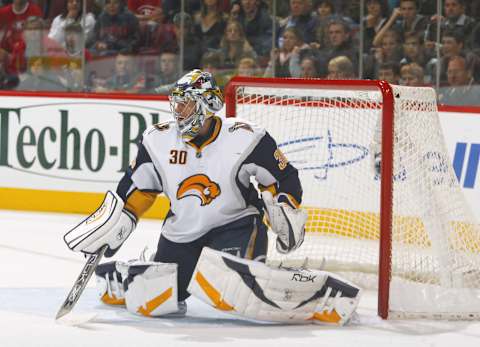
1, 210, 479, 347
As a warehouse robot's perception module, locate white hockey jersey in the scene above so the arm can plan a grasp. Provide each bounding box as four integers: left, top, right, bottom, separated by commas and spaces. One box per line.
117, 116, 302, 243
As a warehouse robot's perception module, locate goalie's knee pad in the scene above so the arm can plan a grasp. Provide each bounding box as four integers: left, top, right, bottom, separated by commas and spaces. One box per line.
96, 260, 182, 317
117, 260, 180, 317
188, 247, 361, 325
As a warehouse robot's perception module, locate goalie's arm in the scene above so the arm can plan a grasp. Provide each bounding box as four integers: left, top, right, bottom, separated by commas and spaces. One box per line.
64, 141, 163, 257
239, 131, 307, 254
116, 141, 163, 219
241, 131, 303, 207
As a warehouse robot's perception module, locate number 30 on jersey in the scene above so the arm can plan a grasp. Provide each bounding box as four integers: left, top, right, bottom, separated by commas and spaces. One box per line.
170, 150, 187, 164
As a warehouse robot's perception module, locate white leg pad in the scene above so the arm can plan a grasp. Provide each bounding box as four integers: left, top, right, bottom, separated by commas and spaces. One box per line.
116, 261, 179, 317
188, 247, 362, 325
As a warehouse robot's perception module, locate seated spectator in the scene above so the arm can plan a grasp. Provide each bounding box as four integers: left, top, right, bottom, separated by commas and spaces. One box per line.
438, 55, 479, 105
218, 19, 257, 71
264, 27, 307, 77
151, 51, 180, 94
230, 0, 273, 62
373, 0, 428, 46
58, 23, 92, 91
96, 53, 145, 92
425, 0, 475, 48
278, 0, 317, 45
48, 0, 95, 47
372, 29, 402, 65
0, 49, 20, 89
127, 0, 176, 55
377, 61, 401, 84
399, 32, 429, 68
235, 56, 260, 77
34, 0, 101, 21
327, 55, 355, 79
321, 19, 358, 70
87, 0, 140, 57
171, 12, 203, 71
426, 29, 479, 84
315, 0, 334, 19
289, 44, 323, 77
193, 0, 227, 52
200, 50, 229, 88
362, 0, 388, 54
400, 62, 425, 86
299, 55, 320, 78
0, 0, 43, 74
312, 0, 335, 49
18, 56, 64, 91
0, 0, 43, 32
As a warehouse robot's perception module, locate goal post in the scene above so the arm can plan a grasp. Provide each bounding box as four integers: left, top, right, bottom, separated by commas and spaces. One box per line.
224, 76, 480, 320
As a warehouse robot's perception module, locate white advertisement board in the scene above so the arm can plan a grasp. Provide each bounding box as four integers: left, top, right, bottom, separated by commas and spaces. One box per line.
0, 93, 479, 220
0, 94, 172, 193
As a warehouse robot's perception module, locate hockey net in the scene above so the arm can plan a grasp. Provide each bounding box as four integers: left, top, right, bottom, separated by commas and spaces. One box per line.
225, 77, 480, 320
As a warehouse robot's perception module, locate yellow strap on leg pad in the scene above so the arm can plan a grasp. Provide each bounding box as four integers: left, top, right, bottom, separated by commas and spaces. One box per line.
116, 261, 179, 317
96, 261, 126, 305
187, 247, 362, 325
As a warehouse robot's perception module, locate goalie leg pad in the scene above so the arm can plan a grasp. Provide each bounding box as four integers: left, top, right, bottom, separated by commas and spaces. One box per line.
116, 261, 179, 317
188, 247, 361, 325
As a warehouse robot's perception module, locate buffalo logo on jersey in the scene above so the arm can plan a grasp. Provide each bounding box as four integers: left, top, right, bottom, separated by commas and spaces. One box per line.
177, 174, 221, 206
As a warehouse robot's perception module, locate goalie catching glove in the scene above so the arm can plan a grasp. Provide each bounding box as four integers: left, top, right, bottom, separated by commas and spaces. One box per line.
64, 191, 136, 257
262, 191, 308, 254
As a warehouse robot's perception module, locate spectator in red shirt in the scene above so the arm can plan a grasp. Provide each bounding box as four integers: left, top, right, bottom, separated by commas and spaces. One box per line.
0, 1, 43, 72
0, 0, 43, 30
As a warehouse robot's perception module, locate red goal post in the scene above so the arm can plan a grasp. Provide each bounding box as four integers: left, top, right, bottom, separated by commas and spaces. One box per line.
224, 76, 480, 320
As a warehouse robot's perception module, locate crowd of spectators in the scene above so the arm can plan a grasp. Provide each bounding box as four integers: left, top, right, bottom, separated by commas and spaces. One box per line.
0, 0, 480, 106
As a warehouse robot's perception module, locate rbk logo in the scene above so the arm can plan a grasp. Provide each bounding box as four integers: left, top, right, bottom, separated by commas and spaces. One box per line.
177, 174, 221, 206
292, 273, 316, 282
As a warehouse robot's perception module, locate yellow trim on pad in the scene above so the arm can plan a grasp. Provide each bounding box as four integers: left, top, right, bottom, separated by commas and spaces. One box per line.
0, 187, 170, 219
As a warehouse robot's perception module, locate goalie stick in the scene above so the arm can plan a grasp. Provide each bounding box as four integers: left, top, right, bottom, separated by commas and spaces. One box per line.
55, 245, 108, 320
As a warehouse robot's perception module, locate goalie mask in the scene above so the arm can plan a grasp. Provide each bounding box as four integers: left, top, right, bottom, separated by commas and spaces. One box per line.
169, 69, 224, 141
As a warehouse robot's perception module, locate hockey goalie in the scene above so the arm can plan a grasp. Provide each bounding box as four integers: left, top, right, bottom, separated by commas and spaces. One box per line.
62, 69, 361, 325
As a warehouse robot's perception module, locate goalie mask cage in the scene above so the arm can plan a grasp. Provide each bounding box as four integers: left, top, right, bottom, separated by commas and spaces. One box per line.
225, 77, 480, 320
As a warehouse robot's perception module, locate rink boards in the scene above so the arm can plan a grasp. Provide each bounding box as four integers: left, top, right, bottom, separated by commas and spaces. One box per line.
0, 92, 480, 221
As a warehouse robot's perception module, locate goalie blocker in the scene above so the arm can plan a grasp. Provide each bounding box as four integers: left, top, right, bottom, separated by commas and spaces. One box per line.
188, 247, 361, 325
63, 191, 136, 257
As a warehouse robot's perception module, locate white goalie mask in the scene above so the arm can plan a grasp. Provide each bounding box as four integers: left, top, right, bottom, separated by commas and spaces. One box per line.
169, 69, 224, 141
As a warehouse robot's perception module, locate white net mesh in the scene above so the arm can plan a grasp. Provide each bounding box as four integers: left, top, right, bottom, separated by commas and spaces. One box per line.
232, 82, 480, 319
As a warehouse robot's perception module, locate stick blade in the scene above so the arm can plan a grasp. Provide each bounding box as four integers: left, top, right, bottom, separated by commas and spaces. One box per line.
54, 246, 107, 321
55, 306, 71, 320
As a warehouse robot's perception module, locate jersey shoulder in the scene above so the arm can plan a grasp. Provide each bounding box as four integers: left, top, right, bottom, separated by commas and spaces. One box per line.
221, 117, 266, 138
143, 120, 177, 139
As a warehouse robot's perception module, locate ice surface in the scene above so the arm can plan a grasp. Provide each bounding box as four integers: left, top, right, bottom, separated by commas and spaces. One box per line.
1, 210, 479, 347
